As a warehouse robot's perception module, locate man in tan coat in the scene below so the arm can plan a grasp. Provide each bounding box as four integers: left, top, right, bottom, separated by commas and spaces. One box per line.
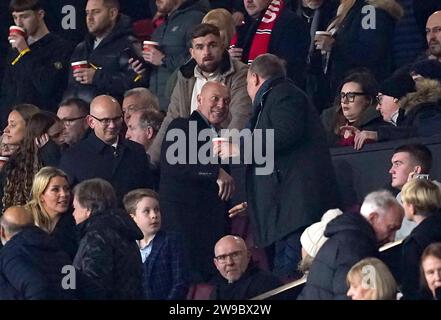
147, 23, 251, 165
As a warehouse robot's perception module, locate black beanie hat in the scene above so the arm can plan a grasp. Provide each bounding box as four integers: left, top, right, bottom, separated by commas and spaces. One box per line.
410, 59, 441, 82
379, 72, 416, 100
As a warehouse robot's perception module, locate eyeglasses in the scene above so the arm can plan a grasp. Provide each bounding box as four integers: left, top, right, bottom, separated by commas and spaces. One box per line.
61, 116, 86, 126
214, 250, 243, 264
340, 92, 365, 103
376, 94, 384, 105
89, 115, 123, 126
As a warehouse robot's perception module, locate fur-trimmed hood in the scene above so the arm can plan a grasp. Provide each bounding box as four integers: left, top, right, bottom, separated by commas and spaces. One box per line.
400, 79, 441, 114
367, 0, 404, 20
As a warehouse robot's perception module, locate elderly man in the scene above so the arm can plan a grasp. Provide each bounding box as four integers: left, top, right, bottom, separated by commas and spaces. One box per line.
59, 94, 154, 203
122, 87, 160, 124
147, 23, 251, 165
0, 206, 76, 299
57, 97, 90, 147
159, 81, 234, 282
125, 109, 164, 152
298, 190, 404, 300
427, 11, 441, 62
210, 235, 282, 300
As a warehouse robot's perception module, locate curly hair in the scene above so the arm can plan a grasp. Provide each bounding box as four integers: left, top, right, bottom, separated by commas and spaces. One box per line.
2, 112, 59, 212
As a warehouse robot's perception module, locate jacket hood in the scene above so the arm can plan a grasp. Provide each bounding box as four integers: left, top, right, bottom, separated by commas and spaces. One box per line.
173, 0, 209, 16
324, 212, 377, 243
81, 208, 143, 242
400, 79, 441, 114
367, 0, 404, 20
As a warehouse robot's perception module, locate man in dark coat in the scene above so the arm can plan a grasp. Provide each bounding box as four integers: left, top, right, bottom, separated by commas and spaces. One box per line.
236, 53, 340, 279
59, 95, 154, 204
210, 235, 282, 300
159, 81, 234, 282
72, 178, 143, 299
298, 190, 403, 300
0, 206, 77, 300
64, 0, 140, 104
0, 0, 74, 128
229, 0, 309, 88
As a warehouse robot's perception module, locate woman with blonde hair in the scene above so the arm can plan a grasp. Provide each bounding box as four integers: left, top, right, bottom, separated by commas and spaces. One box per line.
202, 8, 236, 47
346, 257, 397, 300
400, 178, 441, 299
26, 166, 77, 259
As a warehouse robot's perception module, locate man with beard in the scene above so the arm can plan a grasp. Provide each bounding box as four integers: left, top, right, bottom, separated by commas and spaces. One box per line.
147, 23, 251, 165
64, 0, 140, 103
426, 11, 441, 62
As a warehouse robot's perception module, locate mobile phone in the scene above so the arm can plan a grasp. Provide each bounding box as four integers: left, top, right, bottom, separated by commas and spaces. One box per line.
414, 174, 430, 180
123, 47, 150, 69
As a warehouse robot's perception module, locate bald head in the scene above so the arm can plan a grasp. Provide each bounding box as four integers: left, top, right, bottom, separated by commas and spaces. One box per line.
197, 81, 230, 127
1, 206, 34, 244
213, 235, 250, 283
215, 235, 247, 254
427, 11, 441, 60
88, 95, 123, 144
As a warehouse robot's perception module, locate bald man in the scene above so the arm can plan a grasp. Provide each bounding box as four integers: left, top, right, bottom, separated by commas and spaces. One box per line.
159, 81, 235, 282
427, 11, 441, 61
0, 206, 76, 299
210, 235, 282, 300
59, 94, 155, 204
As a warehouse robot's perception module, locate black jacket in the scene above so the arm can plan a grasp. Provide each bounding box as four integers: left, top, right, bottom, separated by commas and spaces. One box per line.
298, 212, 378, 300
0, 32, 74, 127
210, 265, 282, 300
51, 212, 78, 260
0, 226, 76, 300
65, 14, 140, 103
73, 209, 143, 299
59, 132, 154, 204
400, 213, 441, 300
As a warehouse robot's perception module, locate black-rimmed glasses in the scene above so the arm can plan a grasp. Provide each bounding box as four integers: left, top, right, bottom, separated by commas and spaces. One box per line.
61, 116, 86, 126
214, 250, 243, 264
340, 92, 365, 103
376, 94, 384, 105
89, 115, 123, 126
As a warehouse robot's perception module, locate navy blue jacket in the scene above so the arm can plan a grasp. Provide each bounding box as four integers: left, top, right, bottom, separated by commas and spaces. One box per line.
59, 132, 154, 204
141, 231, 189, 299
0, 226, 76, 300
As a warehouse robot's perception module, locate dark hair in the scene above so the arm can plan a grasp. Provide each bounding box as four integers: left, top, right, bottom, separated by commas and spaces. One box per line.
190, 23, 221, 42
9, 0, 42, 12
12, 103, 40, 124
249, 53, 287, 80
123, 188, 159, 215
73, 178, 116, 215
59, 97, 89, 116
394, 144, 432, 173
331, 70, 378, 134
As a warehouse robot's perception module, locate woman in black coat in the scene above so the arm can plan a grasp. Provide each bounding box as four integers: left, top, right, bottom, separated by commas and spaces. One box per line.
72, 178, 143, 299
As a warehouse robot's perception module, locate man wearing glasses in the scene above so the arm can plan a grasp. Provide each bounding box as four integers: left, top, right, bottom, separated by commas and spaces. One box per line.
59, 94, 155, 204
210, 235, 282, 300
57, 97, 90, 147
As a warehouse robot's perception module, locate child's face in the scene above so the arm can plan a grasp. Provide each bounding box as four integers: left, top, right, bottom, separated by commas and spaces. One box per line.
131, 197, 161, 236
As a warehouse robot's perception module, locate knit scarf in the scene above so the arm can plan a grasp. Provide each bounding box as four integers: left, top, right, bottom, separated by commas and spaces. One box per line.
232, 0, 285, 64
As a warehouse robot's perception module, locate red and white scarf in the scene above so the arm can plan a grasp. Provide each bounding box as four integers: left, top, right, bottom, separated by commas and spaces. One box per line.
231, 0, 285, 64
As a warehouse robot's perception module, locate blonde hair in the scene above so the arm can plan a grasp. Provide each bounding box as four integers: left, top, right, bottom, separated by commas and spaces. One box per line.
401, 179, 441, 216
26, 166, 69, 233
202, 8, 235, 47
347, 257, 397, 300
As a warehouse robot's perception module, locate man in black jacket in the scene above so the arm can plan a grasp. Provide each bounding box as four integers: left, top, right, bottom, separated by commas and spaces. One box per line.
64, 0, 140, 104
0, 0, 74, 128
298, 190, 403, 300
0, 206, 76, 299
59, 94, 155, 204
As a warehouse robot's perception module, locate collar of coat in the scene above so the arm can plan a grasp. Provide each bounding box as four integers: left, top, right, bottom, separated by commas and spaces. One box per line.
399, 79, 441, 115
179, 51, 234, 79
